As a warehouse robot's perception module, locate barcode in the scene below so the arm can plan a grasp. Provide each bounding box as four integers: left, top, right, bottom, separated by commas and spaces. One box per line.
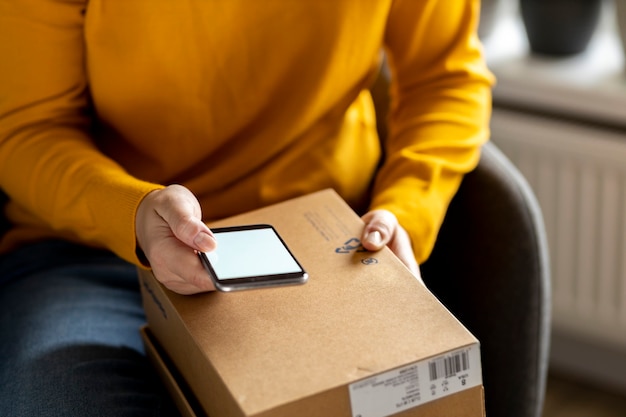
428, 351, 470, 382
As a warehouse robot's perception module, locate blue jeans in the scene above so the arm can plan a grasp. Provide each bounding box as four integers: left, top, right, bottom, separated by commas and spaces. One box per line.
0, 241, 179, 417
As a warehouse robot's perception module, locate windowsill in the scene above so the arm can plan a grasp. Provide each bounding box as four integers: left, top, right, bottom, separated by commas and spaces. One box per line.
483, 3, 626, 127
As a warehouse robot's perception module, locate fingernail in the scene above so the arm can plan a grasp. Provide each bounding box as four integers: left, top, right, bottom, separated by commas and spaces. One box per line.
194, 232, 216, 252
366, 230, 382, 247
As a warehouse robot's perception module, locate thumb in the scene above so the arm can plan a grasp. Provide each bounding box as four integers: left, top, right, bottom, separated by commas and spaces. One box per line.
175, 216, 216, 253
155, 185, 217, 252
361, 209, 396, 251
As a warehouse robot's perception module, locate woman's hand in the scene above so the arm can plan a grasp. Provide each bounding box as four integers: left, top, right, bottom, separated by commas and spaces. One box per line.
135, 184, 217, 294
361, 209, 423, 284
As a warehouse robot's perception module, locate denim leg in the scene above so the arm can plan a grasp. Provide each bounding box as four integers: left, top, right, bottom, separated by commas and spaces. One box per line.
0, 244, 179, 417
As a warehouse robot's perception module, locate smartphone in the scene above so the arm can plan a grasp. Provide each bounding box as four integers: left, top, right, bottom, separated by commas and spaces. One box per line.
198, 224, 308, 292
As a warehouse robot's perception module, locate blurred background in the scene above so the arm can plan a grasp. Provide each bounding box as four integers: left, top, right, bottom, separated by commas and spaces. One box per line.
480, 0, 626, 415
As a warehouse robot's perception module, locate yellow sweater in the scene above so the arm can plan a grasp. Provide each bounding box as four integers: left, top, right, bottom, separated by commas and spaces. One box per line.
0, 0, 493, 265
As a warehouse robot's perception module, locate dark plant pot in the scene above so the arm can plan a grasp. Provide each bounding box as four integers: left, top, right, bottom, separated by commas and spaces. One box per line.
520, 0, 602, 56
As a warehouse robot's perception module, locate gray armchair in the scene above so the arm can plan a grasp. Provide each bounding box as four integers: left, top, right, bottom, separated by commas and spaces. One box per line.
371, 65, 551, 417
420, 141, 552, 417
0, 191, 7, 238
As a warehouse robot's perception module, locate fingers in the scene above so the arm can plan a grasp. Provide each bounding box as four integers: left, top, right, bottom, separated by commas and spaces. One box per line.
361, 209, 423, 283
148, 236, 216, 294
148, 185, 217, 252
361, 209, 398, 251
387, 226, 422, 283
135, 184, 217, 294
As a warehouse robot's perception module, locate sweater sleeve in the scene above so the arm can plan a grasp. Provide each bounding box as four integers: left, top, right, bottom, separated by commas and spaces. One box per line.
371, 0, 495, 264
0, 0, 162, 264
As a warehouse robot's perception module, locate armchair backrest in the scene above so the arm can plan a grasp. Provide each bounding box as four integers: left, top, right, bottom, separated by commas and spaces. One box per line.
368, 54, 551, 417
0, 189, 9, 237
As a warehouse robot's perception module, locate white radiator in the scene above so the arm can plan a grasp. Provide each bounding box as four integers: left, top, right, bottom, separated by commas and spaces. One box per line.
490, 108, 626, 387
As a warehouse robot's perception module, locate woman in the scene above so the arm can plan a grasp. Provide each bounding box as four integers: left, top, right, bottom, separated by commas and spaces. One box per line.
0, 1, 493, 415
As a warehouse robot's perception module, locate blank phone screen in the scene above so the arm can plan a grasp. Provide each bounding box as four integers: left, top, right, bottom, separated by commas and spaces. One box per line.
203, 227, 304, 280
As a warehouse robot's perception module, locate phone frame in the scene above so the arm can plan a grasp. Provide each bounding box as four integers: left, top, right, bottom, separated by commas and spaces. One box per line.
198, 224, 308, 292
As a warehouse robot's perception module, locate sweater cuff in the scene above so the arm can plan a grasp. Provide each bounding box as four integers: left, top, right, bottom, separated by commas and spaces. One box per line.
85, 167, 165, 266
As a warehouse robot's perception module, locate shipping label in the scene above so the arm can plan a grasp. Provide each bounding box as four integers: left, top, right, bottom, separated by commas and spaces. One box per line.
349, 344, 482, 417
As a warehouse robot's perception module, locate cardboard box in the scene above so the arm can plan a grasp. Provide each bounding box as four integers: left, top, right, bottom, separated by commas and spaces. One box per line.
139, 189, 485, 417
140, 325, 205, 417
